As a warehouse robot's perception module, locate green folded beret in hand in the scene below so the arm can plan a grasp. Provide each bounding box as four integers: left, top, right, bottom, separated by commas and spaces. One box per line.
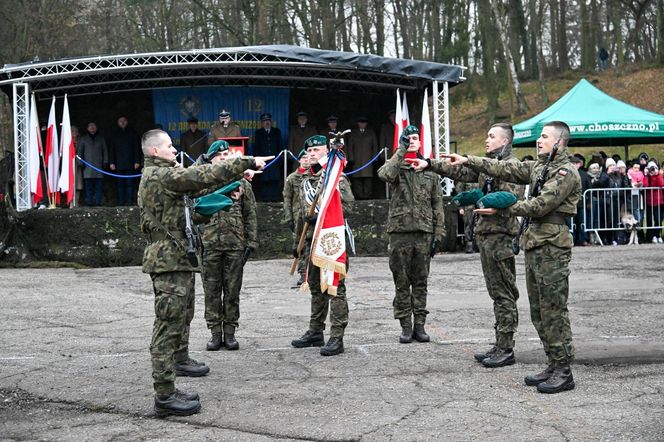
194, 180, 242, 216
451, 188, 484, 207
477, 191, 517, 209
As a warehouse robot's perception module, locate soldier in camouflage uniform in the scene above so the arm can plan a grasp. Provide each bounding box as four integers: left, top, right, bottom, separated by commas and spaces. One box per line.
202, 141, 259, 352
377, 125, 444, 343
282, 149, 310, 286
291, 135, 355, 356
440, 121, 581, 394
414, 124, 525, 367
138, 129, 268, 416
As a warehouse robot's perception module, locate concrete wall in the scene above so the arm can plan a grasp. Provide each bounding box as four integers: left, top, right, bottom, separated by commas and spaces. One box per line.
0, 200, 459, 267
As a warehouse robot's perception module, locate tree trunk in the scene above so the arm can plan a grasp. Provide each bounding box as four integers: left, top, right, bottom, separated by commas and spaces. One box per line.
558, 0, 569, 70
477, 0, 498, 122
490, 0, 529, 116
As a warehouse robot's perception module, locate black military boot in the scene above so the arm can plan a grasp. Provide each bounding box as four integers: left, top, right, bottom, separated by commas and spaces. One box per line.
174, 358, 210, 377
413, 324, 430, 342
537, 365, 575, 394
154, 392, 201, 417
175, 388, 199, 402
524, 364, 555, 386
481, 347, 515, 368
291, 330, 325, 348
399, 324, 413, 344
320, 337, 344, 356
206, 332, 222, 351
223, 325, 239, 351
474, 345, 497, 362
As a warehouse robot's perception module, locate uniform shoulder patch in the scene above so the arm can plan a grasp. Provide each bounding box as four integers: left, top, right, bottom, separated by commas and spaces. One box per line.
558, 169, 568, 176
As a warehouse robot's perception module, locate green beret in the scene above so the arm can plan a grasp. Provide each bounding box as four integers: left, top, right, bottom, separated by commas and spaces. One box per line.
297, 148, 307, 159
403, 125, 419, 136
194, 180, 242, 216
304, 135, 328, 149
207, 140, 230, 157
451, 188, 484, 207
477, 191, 517, 209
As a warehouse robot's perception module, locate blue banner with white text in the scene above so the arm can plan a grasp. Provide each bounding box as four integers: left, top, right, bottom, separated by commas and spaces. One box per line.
152, 87, 290, 155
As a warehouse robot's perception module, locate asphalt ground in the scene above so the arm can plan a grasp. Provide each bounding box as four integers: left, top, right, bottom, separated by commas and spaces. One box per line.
1, 244, 664, 441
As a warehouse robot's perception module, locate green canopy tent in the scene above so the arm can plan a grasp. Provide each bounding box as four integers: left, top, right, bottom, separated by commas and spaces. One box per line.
513, 78, 664, 158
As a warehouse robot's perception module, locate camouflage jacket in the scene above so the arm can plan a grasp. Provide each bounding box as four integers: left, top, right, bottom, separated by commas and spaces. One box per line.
283, 168, 307, 240
466, 147, 581, 250
430, 149, 524, 236
295, 166, 354, 243
377, 146, 445, 238
201, 178, 258, 251
138, 155, 255, 274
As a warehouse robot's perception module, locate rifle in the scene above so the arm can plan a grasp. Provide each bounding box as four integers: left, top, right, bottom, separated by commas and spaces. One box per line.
183, 195, 201, 266
511, 139, 561, 255
289, 130, 350, 275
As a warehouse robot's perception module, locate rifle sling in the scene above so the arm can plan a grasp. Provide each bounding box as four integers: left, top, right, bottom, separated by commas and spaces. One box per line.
143, 208, 186, 248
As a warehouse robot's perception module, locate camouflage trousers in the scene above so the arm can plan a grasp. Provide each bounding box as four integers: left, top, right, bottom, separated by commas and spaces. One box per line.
202, 248, 244, 332
149, 271, 195, 396
388, 232, 432, 325
477, 233, 519, 349
296, 241, 310, 276
525, 244, 575, 366
307, 248, 349, 337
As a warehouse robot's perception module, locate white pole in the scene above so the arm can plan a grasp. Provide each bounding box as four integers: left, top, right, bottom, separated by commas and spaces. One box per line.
384, 147, 390, 199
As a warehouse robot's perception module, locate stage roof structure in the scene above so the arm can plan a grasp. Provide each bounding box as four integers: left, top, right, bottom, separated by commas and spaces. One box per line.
513, 79, 664, 147
0, 45, 465, 97
0, 45, 466, 211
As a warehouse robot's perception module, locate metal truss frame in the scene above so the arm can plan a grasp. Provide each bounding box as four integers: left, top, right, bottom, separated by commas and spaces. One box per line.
432, 80, 453, 195
12, 83, 30, 211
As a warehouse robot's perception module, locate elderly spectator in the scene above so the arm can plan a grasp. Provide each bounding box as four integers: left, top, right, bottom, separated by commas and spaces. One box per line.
347, 117, 379, 199
253, 113, 283, 201
78, 122, 108, 206
109, 116, 141, 205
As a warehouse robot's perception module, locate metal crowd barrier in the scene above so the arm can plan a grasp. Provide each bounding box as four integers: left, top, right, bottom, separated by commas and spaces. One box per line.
582, 186, 663, 245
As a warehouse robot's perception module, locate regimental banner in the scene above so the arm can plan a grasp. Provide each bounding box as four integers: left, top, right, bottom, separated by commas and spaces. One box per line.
152, 87, 290, 155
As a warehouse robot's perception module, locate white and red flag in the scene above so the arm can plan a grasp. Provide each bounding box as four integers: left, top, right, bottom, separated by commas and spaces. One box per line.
58, 95, 76, 205
392, 90, 411, 151
28, 94, 43, 205
44, 96, 59, 202
310, 148, 348, 296
420, 88, 433, 158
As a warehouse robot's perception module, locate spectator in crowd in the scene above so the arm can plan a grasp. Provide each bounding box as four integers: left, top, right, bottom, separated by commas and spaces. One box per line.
379, 110, 397, 159
628, 162, 644, 224
321, 116, 343, 144
208, 109, 241, 147
637, 153, 649, 172
253, 113, 283, 201
347, 117, 379, 199
589, 152, 604, 171
78, 122, 108, 206
587, 162, 602, 241
611, 154, 621, 164
599, 158, 626, 245
109, 116, 141, 206
287, 111, 317, 158
643, 161, 664, 243
570, 156, 591, 246
180, 117, 207, 163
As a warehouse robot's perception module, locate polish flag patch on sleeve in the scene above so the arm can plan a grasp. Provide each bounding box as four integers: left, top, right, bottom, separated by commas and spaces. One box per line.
558, 169, 568, 176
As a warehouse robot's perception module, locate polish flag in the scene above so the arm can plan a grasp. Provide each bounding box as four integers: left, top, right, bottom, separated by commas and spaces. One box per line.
28, 95, 43, 205
44, 96, 59, 201
310, 147, 348, 296
401, 92, 410, 130
58, 95, 76, 205
392, 89, 403, 151
420, 89, 433, 158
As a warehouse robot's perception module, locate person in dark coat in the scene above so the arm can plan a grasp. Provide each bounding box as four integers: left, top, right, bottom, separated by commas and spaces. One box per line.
109, 116, 141, 205
180, 117, 207, 164
252, 113, 283, 201
571, 156, 591, 246
347, 117, 379, 199
78, 122, 108, 206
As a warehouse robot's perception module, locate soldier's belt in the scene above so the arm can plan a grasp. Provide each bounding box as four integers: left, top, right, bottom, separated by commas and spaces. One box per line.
530, 213, 567, 225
